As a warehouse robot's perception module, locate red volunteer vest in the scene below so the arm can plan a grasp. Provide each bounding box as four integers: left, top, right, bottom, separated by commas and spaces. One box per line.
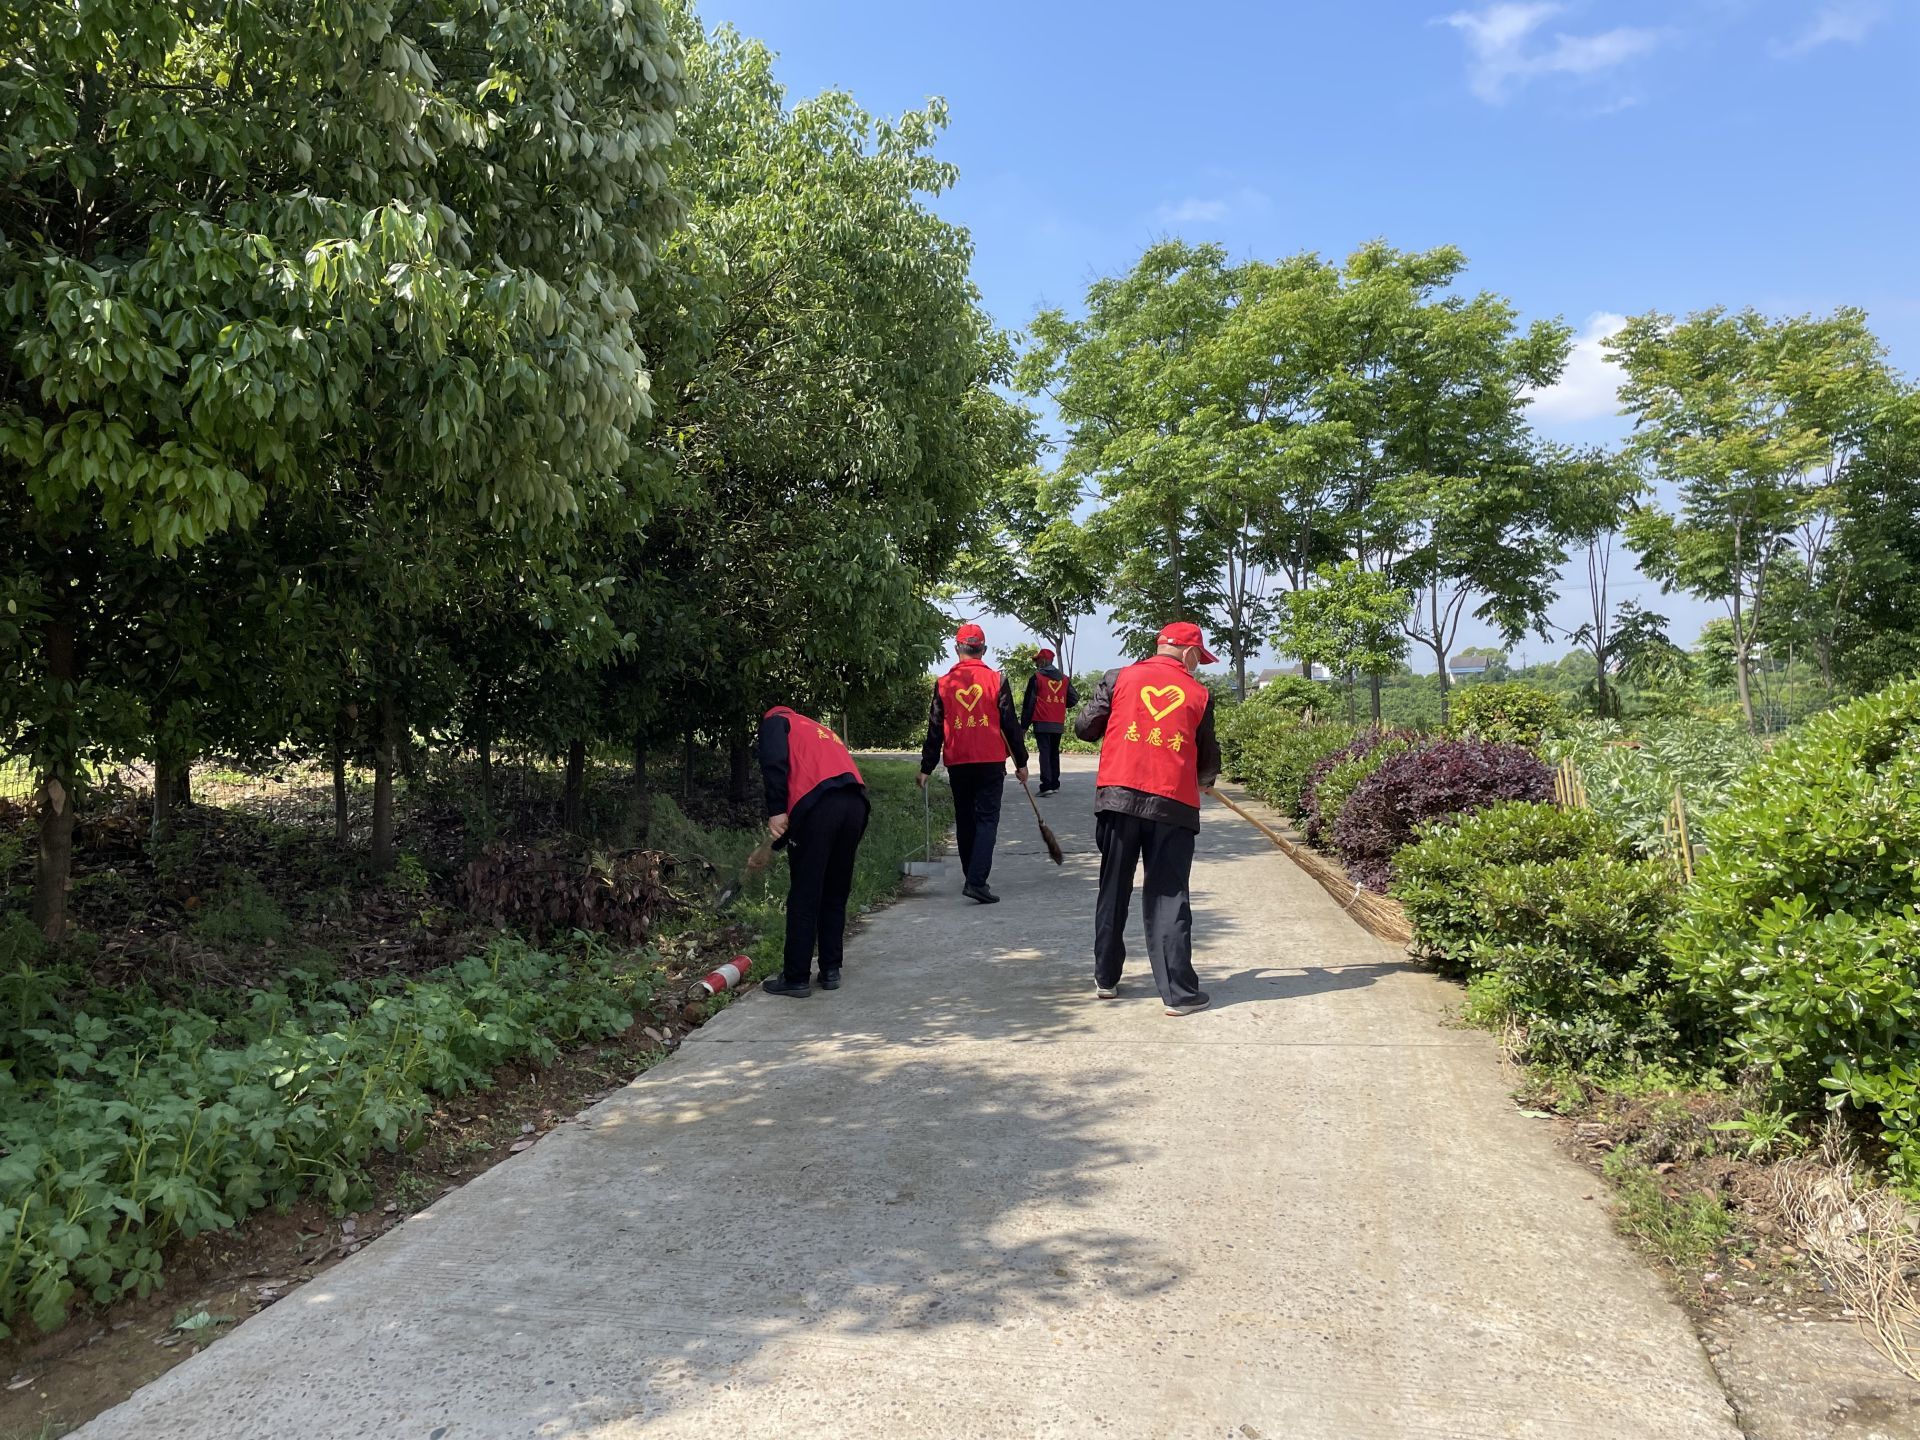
937, 660, 1008, 765
765, 707, 863, 811
1033, 672, 1069, 725
1095, 655, 1210, 808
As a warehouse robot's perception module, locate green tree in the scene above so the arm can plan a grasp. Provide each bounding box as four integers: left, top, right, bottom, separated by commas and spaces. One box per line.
619, 15, 1016, 787
1, 0, 688, 919
953, 462, 1101, 668
1273, 562, 1411, 721
1611, 307, 1890, 731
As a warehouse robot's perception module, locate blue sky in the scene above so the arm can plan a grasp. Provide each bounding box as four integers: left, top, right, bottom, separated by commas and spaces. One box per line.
712, 0, 1920, 672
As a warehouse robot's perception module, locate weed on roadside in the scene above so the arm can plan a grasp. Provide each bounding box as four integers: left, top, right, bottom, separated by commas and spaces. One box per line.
1602, 1147, 1736, 1270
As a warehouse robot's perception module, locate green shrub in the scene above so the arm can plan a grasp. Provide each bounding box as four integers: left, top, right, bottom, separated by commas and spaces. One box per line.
1393, 802, 1629, 972
0, 934, 658, 1337
1392, 800, 1688, 1069
1309, 737, 1418, 844
1216, 712, 1356, 816
1464, 853, 1686, 1069
1449, 682, 1563, 748
1665, 679, 1920, 1180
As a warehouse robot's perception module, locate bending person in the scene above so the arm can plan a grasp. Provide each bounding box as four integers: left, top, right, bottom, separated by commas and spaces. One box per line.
757, 706, 869, 998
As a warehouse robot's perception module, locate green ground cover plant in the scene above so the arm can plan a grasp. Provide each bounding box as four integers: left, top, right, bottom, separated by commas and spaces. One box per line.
0, 760, 936, 1338
1545, 716, 1762, 855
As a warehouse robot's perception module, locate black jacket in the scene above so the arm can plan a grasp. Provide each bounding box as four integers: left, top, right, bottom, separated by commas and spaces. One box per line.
756, 713, 867, 834
1073, 665, 1221, 832
1019, 666, 1079, 735
920, 673, 1029, 773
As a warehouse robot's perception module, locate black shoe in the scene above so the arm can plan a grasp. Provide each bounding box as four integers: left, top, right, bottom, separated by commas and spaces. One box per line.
962, 883, 1000, 905
817, 970, 842, 990
763, 975, 812, 998
1037, 786, 1058, 796
1163, 992, 1211, 1017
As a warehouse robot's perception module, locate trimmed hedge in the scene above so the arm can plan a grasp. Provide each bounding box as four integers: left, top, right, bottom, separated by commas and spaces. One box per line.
1449, 682, 1563, 748
1300, 729, 1420, 843
1217, 713, 1356, 816
1393, 802, 1689, 1069
1334, 738, 1553, 891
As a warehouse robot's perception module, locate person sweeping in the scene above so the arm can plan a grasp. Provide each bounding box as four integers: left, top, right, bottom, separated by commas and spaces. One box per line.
1020, 648, 1077, 796
756, 705, 868, 998
1074, 622, 1221, 1015
919, 622, 1029, 904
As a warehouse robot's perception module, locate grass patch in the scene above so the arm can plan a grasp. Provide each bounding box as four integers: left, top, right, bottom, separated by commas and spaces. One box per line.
1601, 1146, 1735, 1270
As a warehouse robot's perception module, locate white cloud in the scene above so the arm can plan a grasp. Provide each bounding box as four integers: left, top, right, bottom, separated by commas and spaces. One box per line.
1773, 0, 1884, 55
1153, 187, 1271, 228
1157, 197, 1231, 224
1442, 3, 1663, 103
1525, 311, 1629, 424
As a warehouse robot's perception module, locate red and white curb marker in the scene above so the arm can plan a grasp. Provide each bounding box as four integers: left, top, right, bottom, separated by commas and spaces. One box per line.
697, 955, 755, 996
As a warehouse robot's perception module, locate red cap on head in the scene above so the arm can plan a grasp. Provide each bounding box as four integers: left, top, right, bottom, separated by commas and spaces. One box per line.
1156, 622, 1217, 665
1036, 648, 1055, 663
955, 622, 986, 647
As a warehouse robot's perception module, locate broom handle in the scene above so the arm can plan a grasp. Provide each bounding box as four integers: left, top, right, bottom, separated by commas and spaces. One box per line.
1020, 775, 1045, 826
1204, 785, 1302, 858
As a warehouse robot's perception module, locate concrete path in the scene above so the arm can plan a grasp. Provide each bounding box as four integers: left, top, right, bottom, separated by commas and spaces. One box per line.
78, 756, 1740, 1439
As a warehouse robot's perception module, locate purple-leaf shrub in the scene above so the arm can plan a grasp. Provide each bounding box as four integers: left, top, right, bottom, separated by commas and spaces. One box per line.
1333, 738, 1554, 891
1301, 728, 1421, 843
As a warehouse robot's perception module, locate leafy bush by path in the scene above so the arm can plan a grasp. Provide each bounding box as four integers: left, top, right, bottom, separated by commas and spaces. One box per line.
1546, 716, 1762, 855
1464, 853, 1686, 1069
1300, 728, 1418, 842
1449, 682, 1563, 748
1333, 738, 1554, 891
0, 936, 658, 1338
1216, 713, 1356, 816
1665, 679, 1920, 1182
1307, 736, 1420, 845
1393, 802, 1632, 973
1394, 801, 1687, 1068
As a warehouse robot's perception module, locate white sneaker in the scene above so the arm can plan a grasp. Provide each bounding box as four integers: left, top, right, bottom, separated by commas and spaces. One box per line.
1095, 984, 1119, 1000
1163, 992, 1211, 1017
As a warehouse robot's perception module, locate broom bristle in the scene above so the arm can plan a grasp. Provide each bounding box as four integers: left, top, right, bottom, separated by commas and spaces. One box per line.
1040, 821, 1064, 865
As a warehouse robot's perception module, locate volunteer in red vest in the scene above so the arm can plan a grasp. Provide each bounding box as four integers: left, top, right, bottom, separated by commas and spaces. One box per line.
1074, 622, 1223, 1015
1019, 649, 1078, 796
756, 705, 869, 998
918, 622, 1029, 904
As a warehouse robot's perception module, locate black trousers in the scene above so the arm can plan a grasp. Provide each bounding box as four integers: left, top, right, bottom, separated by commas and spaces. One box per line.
1034, 730, 1063, 790
946, 763, 1005, 888
783, 787, 869, 983
1094, 809, 1202, 1004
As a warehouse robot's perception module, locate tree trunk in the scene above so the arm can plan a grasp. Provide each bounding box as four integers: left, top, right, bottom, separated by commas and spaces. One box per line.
727, 740, 750, 804
561, 739, 587, 833
152, 754, 191, 840
682, 726, 695, 801
331, 723, 350, 846
1368, 674, 1383, 724
1345, 674, 1357, 724
1731, 635, 1758, 733
1233, 653, 1247, 702
30, 608, 78, 941
370, 696, 396, 873
1433, 646, 1453, 728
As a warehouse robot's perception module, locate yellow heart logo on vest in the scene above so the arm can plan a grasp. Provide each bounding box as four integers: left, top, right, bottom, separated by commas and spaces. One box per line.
954, 683, 984, 712
1043, 678, 1064, 697
1140, 685, 1186, 722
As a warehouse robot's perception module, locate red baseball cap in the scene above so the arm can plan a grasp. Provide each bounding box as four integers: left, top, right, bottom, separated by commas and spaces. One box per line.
1157, 622, 1217, 664
955, 622, 986, 646
1036, 647, 1055, 663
